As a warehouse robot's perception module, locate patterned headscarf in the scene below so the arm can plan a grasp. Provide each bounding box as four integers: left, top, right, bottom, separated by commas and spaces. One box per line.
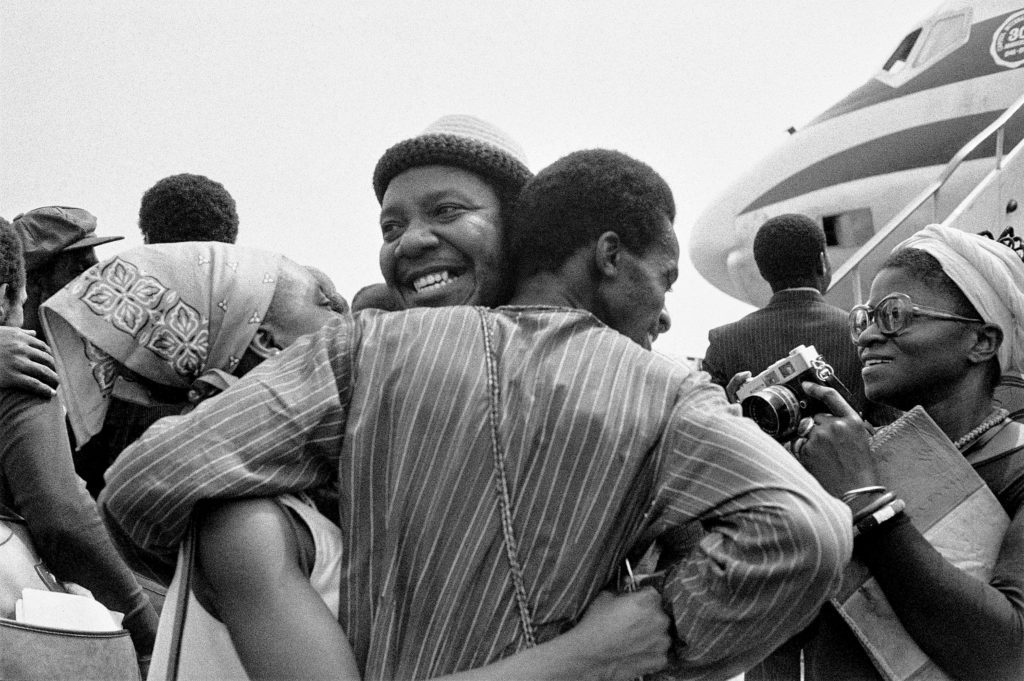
40, 242, 284, 447
895, 224, 1024, 374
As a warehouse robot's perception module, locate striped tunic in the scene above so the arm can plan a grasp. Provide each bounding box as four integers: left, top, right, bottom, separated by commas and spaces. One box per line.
101, 306, 852, 680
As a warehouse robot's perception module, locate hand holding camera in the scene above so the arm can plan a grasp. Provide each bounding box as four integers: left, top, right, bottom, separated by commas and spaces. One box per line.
732, 346, 878, 494
736, 345, 854, 441
789, 380, 878, 497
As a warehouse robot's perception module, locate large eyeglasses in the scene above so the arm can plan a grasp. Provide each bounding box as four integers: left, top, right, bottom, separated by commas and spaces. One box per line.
849, 292, 983, 342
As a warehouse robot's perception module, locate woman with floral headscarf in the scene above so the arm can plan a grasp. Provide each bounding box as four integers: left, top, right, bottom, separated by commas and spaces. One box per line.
40, 241, 344, 498
753, 224, 1024, 680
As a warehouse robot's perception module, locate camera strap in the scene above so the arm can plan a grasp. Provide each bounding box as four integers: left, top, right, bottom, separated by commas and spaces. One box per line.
812, 355, 855, 405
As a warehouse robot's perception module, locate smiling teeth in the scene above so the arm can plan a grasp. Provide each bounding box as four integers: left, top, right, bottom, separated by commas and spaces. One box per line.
413, 271, 458, 293
864, 359, 889, 366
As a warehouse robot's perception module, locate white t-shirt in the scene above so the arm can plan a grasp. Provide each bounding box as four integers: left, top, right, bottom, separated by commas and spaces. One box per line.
147, 494, 342, 681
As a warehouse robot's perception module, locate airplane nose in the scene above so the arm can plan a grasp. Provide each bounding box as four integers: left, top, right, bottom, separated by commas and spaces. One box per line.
690, 184, 774, 308
689, 201, 736, 295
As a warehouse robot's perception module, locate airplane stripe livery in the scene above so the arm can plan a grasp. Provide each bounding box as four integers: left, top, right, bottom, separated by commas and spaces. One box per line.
742, 111, 1024, 214
809, 11, 1022, 126
691, 0, 1024, 309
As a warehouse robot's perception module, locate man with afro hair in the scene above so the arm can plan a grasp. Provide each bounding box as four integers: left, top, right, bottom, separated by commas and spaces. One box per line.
138, 173, 239, 244
506, 148, 674, 346
702, 213, 875, 420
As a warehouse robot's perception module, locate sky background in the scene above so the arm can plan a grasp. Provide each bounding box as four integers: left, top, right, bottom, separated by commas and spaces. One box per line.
1, 1, 942, 359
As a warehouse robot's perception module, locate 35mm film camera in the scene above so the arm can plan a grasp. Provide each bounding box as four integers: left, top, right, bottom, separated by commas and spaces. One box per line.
736, 345, 852, 441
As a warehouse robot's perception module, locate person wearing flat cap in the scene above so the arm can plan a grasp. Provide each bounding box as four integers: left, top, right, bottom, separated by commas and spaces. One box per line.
0, 208, 122, 400
12, 206, 123, 342
0, 217, 58, 399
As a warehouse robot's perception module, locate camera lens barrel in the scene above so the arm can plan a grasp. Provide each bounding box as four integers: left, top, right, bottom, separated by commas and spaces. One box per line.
741, 386, 803, 439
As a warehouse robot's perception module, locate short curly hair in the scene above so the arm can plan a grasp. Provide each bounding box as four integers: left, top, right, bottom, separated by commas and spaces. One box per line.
508, 149, 675, 277
753, 214, 827, 289
139, 173, 239, 244
0, 217, 25, 316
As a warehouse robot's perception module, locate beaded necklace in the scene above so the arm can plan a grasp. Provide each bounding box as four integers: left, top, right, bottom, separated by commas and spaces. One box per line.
953, 407, 1009, 450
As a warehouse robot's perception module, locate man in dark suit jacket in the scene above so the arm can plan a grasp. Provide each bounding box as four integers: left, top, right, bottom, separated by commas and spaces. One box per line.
703, 213, 878, 422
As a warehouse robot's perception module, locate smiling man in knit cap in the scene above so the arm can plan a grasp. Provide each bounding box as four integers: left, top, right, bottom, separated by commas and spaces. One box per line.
371, 114, 532, 310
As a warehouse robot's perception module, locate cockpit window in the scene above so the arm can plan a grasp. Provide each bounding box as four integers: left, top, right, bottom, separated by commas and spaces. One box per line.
914, 12, 970, 67
883, 28, 921, 73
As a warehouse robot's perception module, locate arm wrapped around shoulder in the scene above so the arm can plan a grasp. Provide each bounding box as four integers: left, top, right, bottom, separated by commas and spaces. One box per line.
647, 377, 852, 679
98, 317, 355, 579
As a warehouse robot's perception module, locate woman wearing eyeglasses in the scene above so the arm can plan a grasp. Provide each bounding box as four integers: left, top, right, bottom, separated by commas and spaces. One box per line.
767, 224, 1024, 680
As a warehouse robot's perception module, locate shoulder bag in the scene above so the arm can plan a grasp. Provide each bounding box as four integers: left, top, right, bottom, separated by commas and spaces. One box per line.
0, 504, 140, 681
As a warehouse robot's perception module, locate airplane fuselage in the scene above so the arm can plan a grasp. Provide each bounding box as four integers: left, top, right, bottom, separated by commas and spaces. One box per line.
690, 1, 1024, 308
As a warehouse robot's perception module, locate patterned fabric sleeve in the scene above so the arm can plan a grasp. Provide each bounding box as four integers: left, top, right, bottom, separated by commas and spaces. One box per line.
649, 372, 852, 679
99, 316, 356, 567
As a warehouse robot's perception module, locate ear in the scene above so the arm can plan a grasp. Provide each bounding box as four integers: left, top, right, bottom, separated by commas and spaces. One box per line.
817, 251, 829, 275
594, 231, 622, 278
0, 283, 7, 321
248, 327, 281, 360
966, 323, 1003, 365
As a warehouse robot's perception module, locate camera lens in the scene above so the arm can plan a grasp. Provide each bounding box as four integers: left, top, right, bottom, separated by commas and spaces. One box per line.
741, 385, 802, 439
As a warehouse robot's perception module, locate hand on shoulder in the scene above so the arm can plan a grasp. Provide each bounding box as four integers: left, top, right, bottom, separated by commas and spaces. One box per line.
0, 327, 58, 398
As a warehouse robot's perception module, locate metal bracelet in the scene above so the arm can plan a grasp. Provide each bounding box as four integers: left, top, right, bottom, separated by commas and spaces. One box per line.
840, 485, 887, 504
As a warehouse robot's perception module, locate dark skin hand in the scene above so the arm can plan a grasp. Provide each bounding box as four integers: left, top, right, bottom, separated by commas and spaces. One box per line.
795, 383, 1024, 680
0, 327, 58, 398
730, 367, 878, 489
198, 499, 672, 681
792, 381, 878, 496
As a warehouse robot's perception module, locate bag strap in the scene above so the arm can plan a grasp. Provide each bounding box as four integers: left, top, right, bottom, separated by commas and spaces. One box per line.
0, 503, 67, 594
477, 308, 537, 647
164, 523, 196, 681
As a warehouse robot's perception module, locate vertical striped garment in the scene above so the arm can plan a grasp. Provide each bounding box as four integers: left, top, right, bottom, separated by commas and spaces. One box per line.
101, 306, 853, 680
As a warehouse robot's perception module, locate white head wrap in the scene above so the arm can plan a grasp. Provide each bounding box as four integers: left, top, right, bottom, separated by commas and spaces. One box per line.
894, 224, 1024, 374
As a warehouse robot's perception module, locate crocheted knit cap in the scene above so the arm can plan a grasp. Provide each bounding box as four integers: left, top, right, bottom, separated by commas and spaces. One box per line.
372, 115, 532, 203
